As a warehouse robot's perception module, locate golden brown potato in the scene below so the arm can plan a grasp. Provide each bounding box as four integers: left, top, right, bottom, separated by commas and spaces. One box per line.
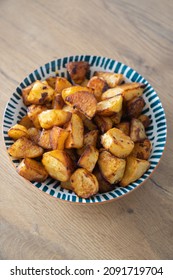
77, 145, 99, 172
101, 88, 122, 100
130, 139, 152, 160
77, 130, 99, 155
38, 129, 52, 150
8, 124, 29, 140
130, 118, 147, 142
64, 149, 78, 163
94, 115, 113, 133
96, 95, 123, 116
66, 61, 90, 84
17, 158, 48, 182
93, 167, 115, 193
8, 137, 44, 158
62, 85, 93, 101
28, 127, 41, 144
27, 80, 55, 105
38, 109, 72, 129
18, 115, 33, 129
76, 111, 97, 131
55, 77, 72, 93
80, 79, 89, 87
27, 104, 47, 129
94, 71, 124, 87
101, 128, 134, 158
50, 126, 69, 150
22, 84, 33, 106
126, 96, 145, 118
42, 150, 74, 182
116, 122, 130, 136
98, 150, 126, 184
64, 113, 84, 149
70, 168, 99, 198
60, 180, 74, 191
46, 76, 57, 89
138, 114, 151, 128
110, 110, 122, 125
120, 156, 150, 187
65, 91, 97, 119
87, 76, 108, 101
52, 93, 65, 109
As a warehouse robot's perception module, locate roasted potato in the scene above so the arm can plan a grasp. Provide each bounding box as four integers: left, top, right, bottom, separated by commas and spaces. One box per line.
76, 111, 97, 131
62, 85, 93, 101
8, 124, 29, 140
38, 109, 71, 129
138, 114, 151, 128
22, 84, 33, 106
42, 150, 74, 181
130, 118, 147, 142
8, 137, 44, 158
60, 180, 74, 191
65, 91, 97, 119
101, 128, 134, 158
126, 96, 145, 118
66, 61, 90, 84
55, 77, 72, 93
50, 126, 69, 150
28, 127, 41, 144
27, 104, 47, 129
46, 76, 57, 89
38, 129, 52, 150
64, 149, 78, 163
27, 80, 55, 105
96, 95, 123, 116
70, 168, 99, 198
110, 110, 122, 125
18, 115, 33, 129
80, 79, 89, 87
52, 93, 65, 109
94, 115, 113, 133
77, 145, 99, 172
87, 76, 108, 101
93, 167, 115, 193
17, 158, 48, 182
98, 150, 126, 184
94, 71, 124, 87
116, 122, 130, 136
130, 139, 152, 160
120, 156, 150, 187
64, 113, 84, 149
77, 130, 99, 155
101, 88, 122, 100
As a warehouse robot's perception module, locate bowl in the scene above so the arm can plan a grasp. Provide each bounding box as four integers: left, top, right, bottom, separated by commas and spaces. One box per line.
3, 55, 167, 203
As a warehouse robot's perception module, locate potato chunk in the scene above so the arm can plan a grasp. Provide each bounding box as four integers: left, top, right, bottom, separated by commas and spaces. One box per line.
22, 84, 33, 106
94, 71, 124, 87
93, 168, 115, 193
55, 77, 72, 93
116, 122, 130, 136
66, 61, 90, 84
110, 110, 122, 125
38, 109, 71, 129
94, 115, 113, 133
77, 145, 99, 172
8, 124, 29, 140
96, 95, 123, 116
18, 115, 33, 129
65, 114, 84, 149
77, 130, 98, 155
98, 150, 126, 184
46, 76, 57, 89
130, 139, 152, 160
60, 180, 74, 191
50, 126, 69, 150
130, 118, 147, 142
17, 158, 48, 182
101, 128, 134, 158
120, 156, 150, 187
126, 96, 145, 118
28, 127, 41, 144
87, 76, 108, 101
70, 168, 99, 198
62, 85, 93, 101
27, 105, 47, 129
52, 93, 65, 109
138, 114, 151, 128
38, 129, 52, 150
42, 150, 74, 182
27, 80, 55, 104
8, 137, 44, 158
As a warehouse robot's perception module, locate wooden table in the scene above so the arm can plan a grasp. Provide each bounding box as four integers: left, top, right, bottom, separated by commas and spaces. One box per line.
0, 0, 173, 260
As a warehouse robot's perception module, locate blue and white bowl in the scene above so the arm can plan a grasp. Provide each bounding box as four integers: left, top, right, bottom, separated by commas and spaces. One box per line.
3, 55, 167, 203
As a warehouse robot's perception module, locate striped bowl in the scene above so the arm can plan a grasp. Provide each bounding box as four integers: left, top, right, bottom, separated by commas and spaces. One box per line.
3, 55, 167, 204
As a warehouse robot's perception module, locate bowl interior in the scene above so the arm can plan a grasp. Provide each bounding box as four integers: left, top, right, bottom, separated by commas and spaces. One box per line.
3, 55, 167, 203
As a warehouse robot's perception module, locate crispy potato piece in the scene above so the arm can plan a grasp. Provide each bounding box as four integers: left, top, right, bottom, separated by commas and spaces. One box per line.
65, 91, 97, 119
27, 105, 47, 129
66, 61, 90, 84
138, 114, 151, 128
17, 158, 48, 182
116, 122, 130, 136
87, 76, 108, 101
52, 93, 65, 109
77, 130, 99, 155
8, 137, 44, 158
94, 71, 124, 87
38, 129, 52, 150
94, 115, 113, 133
27, 80, 55, 105
50, 126, 69, 150
8, 124, 29, 140
96, 95, 123, 116
77, 145, 99, 172
46, 76, 57, 89
70, 168, 99, 198
60, 180, 74, 191
130, 139, 152, 160
93, 167, 115, 193
101, 128, 134, 158
28, 127, 41, 144
101, 88, 122, 100
55, 77, 72, 93
80, 79, 89, 87
62, 85, 93, 101
64, 113, 84, 149
42, 150, 74, 182
18, 115, 33, 129
130, 118, 147, 142
64, 149, 78, 163
98, 150, 126, 184
62, 104, 76, 113
22, 84, 33, 106
120, 156, 150, 187
76, 111, 97, 131
110, 110, 122, 125
126, 96, 145, 118
38, 109, 71, 129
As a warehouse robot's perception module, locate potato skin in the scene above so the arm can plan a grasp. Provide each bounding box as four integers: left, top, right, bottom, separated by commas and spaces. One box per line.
116, 122, 130, 136
130, 139, 152, 160
101, 128, 134, 158
130, 118, 147, 142
38, 109, 72, 129
138, 114, 151, 128
98, 150, 126, 184
110, 110, 122, 125
66, 61, 90, 84
60, 180, 74, 191
18, 115, 33, 129
93, 167, 115, 193
8, 124, 29, 140
52, 93, 65, 109
77, 130, 98, 155
65, 113, 84, 149
87, 76, 108, 101
94, 115, 113, 133
17, 158, 48, 182
70, 168, 99, 198
77, 145, 99, 172
126, 96, 145, 119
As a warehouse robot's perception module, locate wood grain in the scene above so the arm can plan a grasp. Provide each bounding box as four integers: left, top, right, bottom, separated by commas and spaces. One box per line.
0, 0, 173, 260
